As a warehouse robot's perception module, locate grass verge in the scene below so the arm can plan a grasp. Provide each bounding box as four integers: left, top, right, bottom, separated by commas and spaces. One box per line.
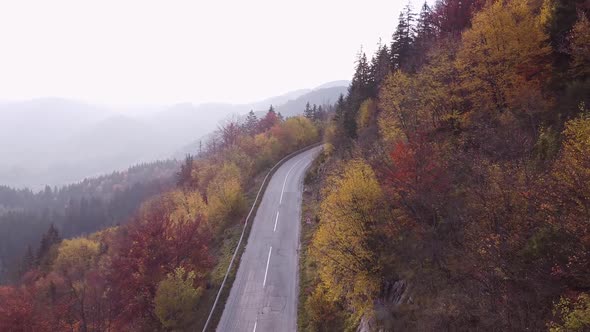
297, 149, 327, 331
195, 143, 322, 331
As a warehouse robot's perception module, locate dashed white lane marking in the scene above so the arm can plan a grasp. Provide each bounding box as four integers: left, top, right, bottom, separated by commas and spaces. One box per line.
263, 246, 272, 287
279, 157, 306, 204
273, 210, 279, 232
253, 320, 257, 332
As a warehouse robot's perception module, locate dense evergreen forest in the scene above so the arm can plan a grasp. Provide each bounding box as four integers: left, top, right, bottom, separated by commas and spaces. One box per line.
0, 105, 323, 331
0, 160, 178, 283
299, 0, 590, 331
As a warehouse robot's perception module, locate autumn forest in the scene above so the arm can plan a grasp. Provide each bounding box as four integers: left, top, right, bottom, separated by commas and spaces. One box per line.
1, 0, 590, 331
300, 0, 590, 331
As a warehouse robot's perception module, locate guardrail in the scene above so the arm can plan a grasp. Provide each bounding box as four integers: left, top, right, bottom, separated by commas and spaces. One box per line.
201, 142, 323, 332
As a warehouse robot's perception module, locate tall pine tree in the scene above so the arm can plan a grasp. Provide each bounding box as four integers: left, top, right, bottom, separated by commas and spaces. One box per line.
344, 50, 372, 140
316, 105, 324, 121
19, 245, 35, 276
304, 102, 314, 119
333, 94, 347, 129
176, 154, 194, 188
348, 50, 372, 107
243, 110, 259, 136
416, 4, 437, 48
369, 39, 392, 95
36, 224, 61, 270
391, 3, 416, 72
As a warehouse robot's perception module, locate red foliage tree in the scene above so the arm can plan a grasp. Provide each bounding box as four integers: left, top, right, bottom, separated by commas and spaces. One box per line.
0, 286, 36, 331
258, 107, 280, 133
433, 0, 485, 35
383, 137, 450, 224
106, 199, 213, 330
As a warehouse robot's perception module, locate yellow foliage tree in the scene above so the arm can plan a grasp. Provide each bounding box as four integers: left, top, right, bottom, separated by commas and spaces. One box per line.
357, 98, 377, 130
456, 0, 551, 113
220, 145, 255, 181
206, 162, 246, 233
136, 190, 208, 235
417, 42, 462, 129
568, 14, 590, 79
304, 284, 345, 331
54, 237, 101, 276
253, 132, 281, 168
310, 160, 385, 320
549, 112, 590, 244
154, 267, 202, 331
279, 116, 319, 151
550, 293, 590, 332
378, 71, 420, 143
54, 237, 102, 330
165, 190, 208, 227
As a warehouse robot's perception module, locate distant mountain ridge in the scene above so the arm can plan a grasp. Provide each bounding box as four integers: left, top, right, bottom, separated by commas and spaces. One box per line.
174, 83, 349, 157
312, 80, 350, 90
0, 80, 349, 189
276, 86, 347, 118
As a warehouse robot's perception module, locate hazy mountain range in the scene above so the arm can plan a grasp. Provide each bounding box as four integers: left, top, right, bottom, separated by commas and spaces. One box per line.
0, 81, 348, 189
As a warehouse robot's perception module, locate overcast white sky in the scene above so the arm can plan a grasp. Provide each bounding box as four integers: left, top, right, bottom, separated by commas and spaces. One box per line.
0, 0, 428, 105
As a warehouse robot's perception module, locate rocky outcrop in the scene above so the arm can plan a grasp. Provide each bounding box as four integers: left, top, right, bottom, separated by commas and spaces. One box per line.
383, 280, 411, 306
356, 280, 412, 332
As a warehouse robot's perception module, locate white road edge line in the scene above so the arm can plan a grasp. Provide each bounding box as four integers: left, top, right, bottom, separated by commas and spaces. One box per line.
273, 210, 280, 232
263, 246, 272, 287
201, 145, 321, 332
253, 320, 257, 332
279, 158, 305, 204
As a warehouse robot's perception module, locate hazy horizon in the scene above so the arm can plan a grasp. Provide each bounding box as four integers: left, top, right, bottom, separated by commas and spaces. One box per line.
0, 0, 428, 106
0, 0, 430, 186
0, 80, 349, 189
0, 79, 350, 113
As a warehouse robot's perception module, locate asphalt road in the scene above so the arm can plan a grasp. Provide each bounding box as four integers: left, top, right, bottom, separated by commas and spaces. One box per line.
217, 146, 322, 332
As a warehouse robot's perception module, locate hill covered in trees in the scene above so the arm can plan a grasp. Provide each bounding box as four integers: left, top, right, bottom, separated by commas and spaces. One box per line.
0, 160, 178, 283
1, 0, 588, 330
0, 106, 323, 330
300, 0, 590, 331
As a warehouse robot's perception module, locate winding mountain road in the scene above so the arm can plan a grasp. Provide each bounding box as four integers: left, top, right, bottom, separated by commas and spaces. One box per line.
217, 146, 322, 332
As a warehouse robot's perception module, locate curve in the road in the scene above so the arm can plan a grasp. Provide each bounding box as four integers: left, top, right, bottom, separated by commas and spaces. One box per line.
217, 146, 322, 332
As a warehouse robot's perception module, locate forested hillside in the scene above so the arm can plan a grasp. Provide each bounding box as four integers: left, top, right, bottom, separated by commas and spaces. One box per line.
0, 160, 178, 283
300, 0, 590, 331
0, 107, 322, 331
1, 0, 588, 330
